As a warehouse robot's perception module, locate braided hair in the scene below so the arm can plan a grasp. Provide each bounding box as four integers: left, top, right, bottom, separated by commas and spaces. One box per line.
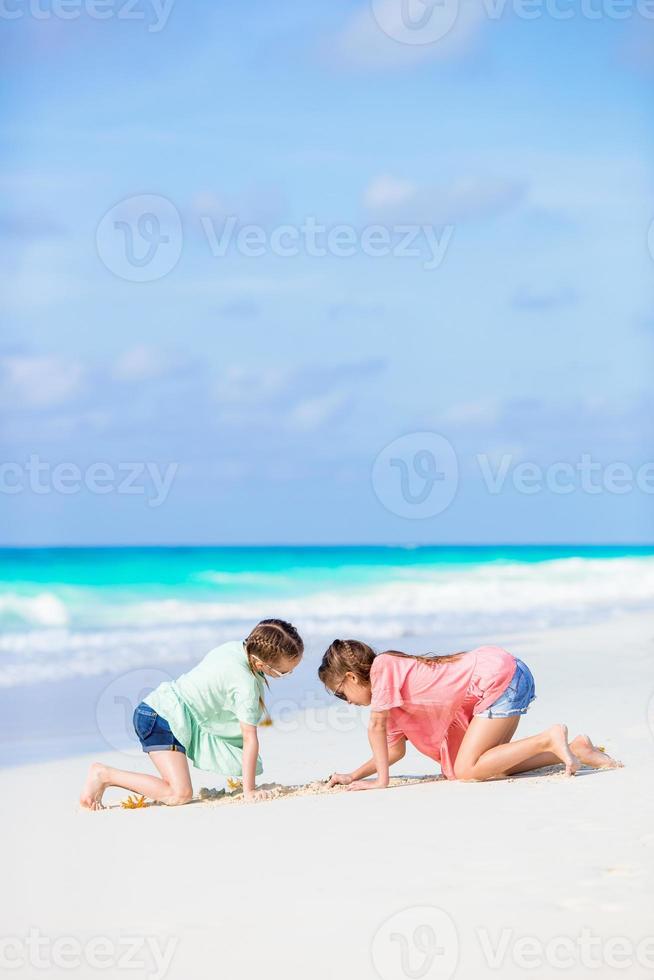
318, 638, 464, 691
243, 619, 304, 722
244, 618, 304, 673
318, 638, 376, 689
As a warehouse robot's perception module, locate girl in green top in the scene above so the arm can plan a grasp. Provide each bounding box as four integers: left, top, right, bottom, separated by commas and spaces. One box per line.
80, 619, 304, 809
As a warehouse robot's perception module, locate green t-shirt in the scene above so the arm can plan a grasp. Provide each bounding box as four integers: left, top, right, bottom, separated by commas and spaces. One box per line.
144, 640, 265, 776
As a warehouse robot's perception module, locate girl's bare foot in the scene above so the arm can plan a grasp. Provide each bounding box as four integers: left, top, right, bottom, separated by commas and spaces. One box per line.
570, 734, 623, 770
80, 762, 109, 810
548, 724, 579, 776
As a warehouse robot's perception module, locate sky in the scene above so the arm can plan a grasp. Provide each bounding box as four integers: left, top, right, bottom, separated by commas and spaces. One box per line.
1, 0, 653, 545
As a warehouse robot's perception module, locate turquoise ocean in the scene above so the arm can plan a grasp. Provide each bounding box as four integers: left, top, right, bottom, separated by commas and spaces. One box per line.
2, 545, 653, 765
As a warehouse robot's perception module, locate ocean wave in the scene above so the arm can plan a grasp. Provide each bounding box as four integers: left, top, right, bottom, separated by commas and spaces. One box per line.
193, 570, 290, 586
0, 556, 652, 688
116, 556, 654, 625
0, 592, 70, 627
0, 624, 219, 688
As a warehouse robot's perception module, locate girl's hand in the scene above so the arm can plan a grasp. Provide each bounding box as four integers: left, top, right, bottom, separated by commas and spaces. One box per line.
244, 788, 274, 802
328, 772, 353, 787
349, 779, 388, 791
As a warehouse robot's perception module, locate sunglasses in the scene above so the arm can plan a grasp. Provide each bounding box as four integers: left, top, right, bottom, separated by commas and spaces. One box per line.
256, 658, 293, 678
331, 677, 348, 702
244, 641, 294, 678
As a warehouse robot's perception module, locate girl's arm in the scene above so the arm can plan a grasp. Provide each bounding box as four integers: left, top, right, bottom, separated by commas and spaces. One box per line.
329, 714, 405, 789
350, 710, 390, 790
240, 722, 265, 800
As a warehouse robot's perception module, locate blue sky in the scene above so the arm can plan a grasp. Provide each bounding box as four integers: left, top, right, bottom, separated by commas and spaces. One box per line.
1, 0, 653, 544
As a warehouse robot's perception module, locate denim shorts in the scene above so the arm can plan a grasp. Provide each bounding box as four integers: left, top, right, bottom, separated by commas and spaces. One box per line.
478, 658, 536, 718
133, 702, 186, 754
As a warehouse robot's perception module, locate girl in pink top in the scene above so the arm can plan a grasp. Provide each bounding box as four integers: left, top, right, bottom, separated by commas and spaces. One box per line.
319, 640, 620, 789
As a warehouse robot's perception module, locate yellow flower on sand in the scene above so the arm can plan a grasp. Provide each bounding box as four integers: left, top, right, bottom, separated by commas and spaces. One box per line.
226, 778, 243, 792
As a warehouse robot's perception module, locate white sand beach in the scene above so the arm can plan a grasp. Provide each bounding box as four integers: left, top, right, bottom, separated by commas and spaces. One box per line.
2, 610, 653, 980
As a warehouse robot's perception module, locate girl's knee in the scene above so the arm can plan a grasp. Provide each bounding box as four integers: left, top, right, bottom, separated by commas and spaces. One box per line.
163, 778, 193, 805
453, 759, 477, 780
166, 788, 193, 806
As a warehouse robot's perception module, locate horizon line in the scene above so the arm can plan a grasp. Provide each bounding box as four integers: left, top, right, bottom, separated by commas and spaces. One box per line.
1, 542, 653, 551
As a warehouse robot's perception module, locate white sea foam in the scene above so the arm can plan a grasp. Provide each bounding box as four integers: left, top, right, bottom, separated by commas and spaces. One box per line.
0, 625, 218, 688
0, 592, 70, 628
113, 557, 654, 626
0, 557, 652, 688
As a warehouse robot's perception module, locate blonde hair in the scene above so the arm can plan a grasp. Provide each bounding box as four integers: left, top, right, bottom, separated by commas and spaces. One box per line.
244, 619, 304, 721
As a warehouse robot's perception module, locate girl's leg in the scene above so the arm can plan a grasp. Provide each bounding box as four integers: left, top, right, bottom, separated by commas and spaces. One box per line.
568, 734, 622, 770
80, 751, 194, 810
481, 736, 622, 775
453, 718, 580, 781
505, 735, 622, 774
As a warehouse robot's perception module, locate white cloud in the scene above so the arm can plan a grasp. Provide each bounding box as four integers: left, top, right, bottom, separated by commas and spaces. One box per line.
442, 398, 501, 426
363, 173, 525, 224
213, 359, 385, 434
0, 354, 84, 410
363, 175, 416, 210
0, 351, 386, 463
213, 365, 289, 409
287, 390, 350, 432
113, 345, 181, 383
439, 393, 653, 457
189, 183, 287, 229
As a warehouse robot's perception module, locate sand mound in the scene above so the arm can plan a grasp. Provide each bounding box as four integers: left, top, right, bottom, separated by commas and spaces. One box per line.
197, 774, 443, 806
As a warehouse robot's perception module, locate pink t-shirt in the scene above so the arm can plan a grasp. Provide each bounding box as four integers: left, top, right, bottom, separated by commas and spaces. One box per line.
370, 647, 516, 780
